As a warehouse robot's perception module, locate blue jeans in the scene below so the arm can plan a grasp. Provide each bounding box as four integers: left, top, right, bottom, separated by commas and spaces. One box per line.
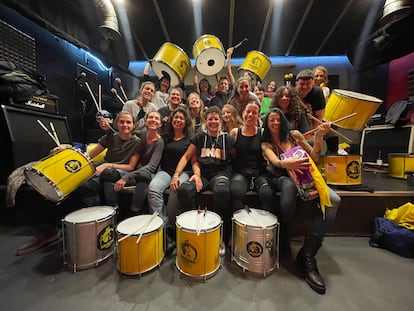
148, 171, 190, 225
273, 175, 340, 241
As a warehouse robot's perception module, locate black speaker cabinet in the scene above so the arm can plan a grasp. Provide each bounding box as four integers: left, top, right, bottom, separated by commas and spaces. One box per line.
0, 105, 72, 183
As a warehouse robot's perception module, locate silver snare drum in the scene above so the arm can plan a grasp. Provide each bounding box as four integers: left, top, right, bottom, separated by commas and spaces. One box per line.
231, 208, 279, 277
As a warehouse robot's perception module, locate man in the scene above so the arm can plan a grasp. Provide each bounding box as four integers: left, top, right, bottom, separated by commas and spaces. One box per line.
296, 68, 338, 153
208, 76, 232, 110
158, 87, 183, 128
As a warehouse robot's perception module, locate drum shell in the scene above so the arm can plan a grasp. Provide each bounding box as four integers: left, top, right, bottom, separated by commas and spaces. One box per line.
24, 148, 94, 202
239, 51, 271, 80
192, 34, 225, 76
325, 89, 382, 131
150, 42, 191, 87
232, 208, 278, 275
63, 206, 116, 271
318, 155, 362, 185
176, 210, 222, 278
388, 153, 414, 179
116, 215, 164, 275
86, 143, 107, 164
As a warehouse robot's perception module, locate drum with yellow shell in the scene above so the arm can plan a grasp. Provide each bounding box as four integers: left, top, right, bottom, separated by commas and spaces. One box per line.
238, 51, 271, 81
317, 155, 362, 185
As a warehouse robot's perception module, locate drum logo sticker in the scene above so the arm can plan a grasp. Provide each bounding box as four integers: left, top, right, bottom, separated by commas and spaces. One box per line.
97, 225, 114, 251
180, 240, 197, 265
249, 57, 263, 71
346, 161, 361, 180
247, 241, 263, 258
65, 159, 82, 173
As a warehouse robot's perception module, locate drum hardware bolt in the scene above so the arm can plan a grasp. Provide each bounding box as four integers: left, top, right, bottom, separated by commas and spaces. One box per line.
219, 243, 226, 257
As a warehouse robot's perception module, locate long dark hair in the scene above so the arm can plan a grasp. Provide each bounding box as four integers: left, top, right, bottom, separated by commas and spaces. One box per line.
262, 108, 291, 143
162, 107, 193, 143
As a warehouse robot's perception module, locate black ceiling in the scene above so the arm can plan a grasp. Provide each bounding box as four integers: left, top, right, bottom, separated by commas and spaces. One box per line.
2, 0, 414, 71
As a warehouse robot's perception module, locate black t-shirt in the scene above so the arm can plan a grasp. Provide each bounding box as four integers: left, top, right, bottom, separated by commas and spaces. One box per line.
233, 128, 265, 177
302, 85, 326, 116
160, 137, 191, 176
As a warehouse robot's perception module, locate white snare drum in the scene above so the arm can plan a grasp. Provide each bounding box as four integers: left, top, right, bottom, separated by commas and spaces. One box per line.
62, 206, 116, 272
116, 215, 165, 276
193, 34, 225, 76
176, 210, 223, 280
232, 208, 279, 277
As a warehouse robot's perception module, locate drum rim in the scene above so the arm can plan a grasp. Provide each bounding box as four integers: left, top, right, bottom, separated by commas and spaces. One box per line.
149, 59, 187, 85
156, 42, 190, 58
243, 50, 271, 62
24, 168, 63, 202
116, 215, 164, 235
331, 89, 383, 103
64, 206, 116, 223
232, 208, 278, 227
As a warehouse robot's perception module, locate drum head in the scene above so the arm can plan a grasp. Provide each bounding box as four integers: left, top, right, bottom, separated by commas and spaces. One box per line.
233, 208, 278, 227
117, 215, 163, 235
196, 49, 225, 76
176, 210, 221, 231
64, 206, 115, 223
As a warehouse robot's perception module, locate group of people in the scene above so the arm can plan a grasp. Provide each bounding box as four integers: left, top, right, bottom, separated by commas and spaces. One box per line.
13, 61, 339, 295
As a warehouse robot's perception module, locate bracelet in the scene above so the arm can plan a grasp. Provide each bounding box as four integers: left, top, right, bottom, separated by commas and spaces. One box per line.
172, 175, 179, 179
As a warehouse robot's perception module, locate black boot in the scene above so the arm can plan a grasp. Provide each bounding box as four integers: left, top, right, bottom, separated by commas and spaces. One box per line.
279, 222, 292, 258
297, 237, 326, 294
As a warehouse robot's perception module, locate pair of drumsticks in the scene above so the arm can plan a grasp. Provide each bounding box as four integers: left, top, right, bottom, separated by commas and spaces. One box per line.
304, 112, 357, 143
117, 211, 159, 245
37, 119, 61, 147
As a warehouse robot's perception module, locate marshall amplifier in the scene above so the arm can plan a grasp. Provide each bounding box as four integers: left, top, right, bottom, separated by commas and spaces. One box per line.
13, 94, 59, 114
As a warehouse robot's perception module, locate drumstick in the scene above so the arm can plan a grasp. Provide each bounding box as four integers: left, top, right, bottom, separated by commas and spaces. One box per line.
233, 38, 248, 49
84, 81, 100, 112
37, 120, 59, 147
304, 112, 357, 136
115, 78, 128, 101
307, 114, 352, 143
197, 209, 207, 236
49, 122, 61, 146
245, 206, 265, 229
98, 84, 102, 111
117, 211, 158, 243
196, 207, 201, 236
111, 88, 126, 105
135, 211, 159, 244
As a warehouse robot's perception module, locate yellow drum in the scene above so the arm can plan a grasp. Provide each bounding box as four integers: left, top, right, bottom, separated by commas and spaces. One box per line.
318, 155, 362, 185
86, 143, 107, 163
176, 210, 222, 280
192, 34, 225, 76
232, 208, 279, 277
150, 42, 191, 87
388, 153, 414, 179
117, 215, 164, 276
63, 206, 116, 272
325, 89, 382, 131
239, 51, 271, 81
24, 148, 95, 203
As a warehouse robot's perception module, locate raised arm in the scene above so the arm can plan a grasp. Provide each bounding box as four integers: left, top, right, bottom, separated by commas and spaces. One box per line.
226, 47, 236, 87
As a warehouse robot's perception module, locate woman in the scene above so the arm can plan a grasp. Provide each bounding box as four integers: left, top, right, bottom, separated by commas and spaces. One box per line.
228, 77, 261, 117
222, 104, 243, 133
253, 84, 272, 116
122, 81, 157, 132
113, 111, 164, 214
261, 108, 340, 295
193, 66, 213, 106
270, 86, 312, 134
313, 66, 330, 100
185, 92, 204, 133
143, 62, 170, 109
78, 111, 142, 208
229, 101, 274, 214
171, 106, 235, 244
147, 107, 193, 224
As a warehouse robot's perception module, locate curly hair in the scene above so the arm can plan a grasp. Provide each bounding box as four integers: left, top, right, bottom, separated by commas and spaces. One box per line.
270, 86, 312, 130
162, 107, 193, 143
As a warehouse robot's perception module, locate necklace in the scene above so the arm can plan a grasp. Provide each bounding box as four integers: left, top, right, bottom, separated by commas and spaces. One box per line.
209, 134, 219, 148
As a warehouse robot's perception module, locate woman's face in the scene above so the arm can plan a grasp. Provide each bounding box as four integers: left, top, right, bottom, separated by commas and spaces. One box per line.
253, 86, 264, 101
278, 88, 291, 111
146, 112, 161, 130
222, 107, 232, 123
313, 69, 326, 86
243, 103, 259, 126
188, 94, 201, 109
205, 112, 221, 133
237, 80, 250, 98
200, 80, 209, 93
141, 84, 155, 101
267, 81, 276, 92
172, 111, 185, 131
117, 114, 134, 134
267, 112, 281, 134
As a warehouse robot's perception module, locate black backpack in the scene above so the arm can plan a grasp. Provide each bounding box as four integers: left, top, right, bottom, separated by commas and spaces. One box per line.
0, 59, 49, 104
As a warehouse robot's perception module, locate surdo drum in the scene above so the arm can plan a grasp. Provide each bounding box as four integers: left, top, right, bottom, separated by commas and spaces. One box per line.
150, 42, 191, 87
238, 51, 272, 81
325, 89, 382, 131
232, 208, 279, 277
317, 155, 362, 185
62, 206, 116, 272
176, 210, 223, 280
192, 34, 225, 76
24, 148, 95, 203
116, 215, 165, 276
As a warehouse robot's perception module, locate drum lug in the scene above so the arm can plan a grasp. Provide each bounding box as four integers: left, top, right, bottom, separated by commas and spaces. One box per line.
219, 242, 226, 257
